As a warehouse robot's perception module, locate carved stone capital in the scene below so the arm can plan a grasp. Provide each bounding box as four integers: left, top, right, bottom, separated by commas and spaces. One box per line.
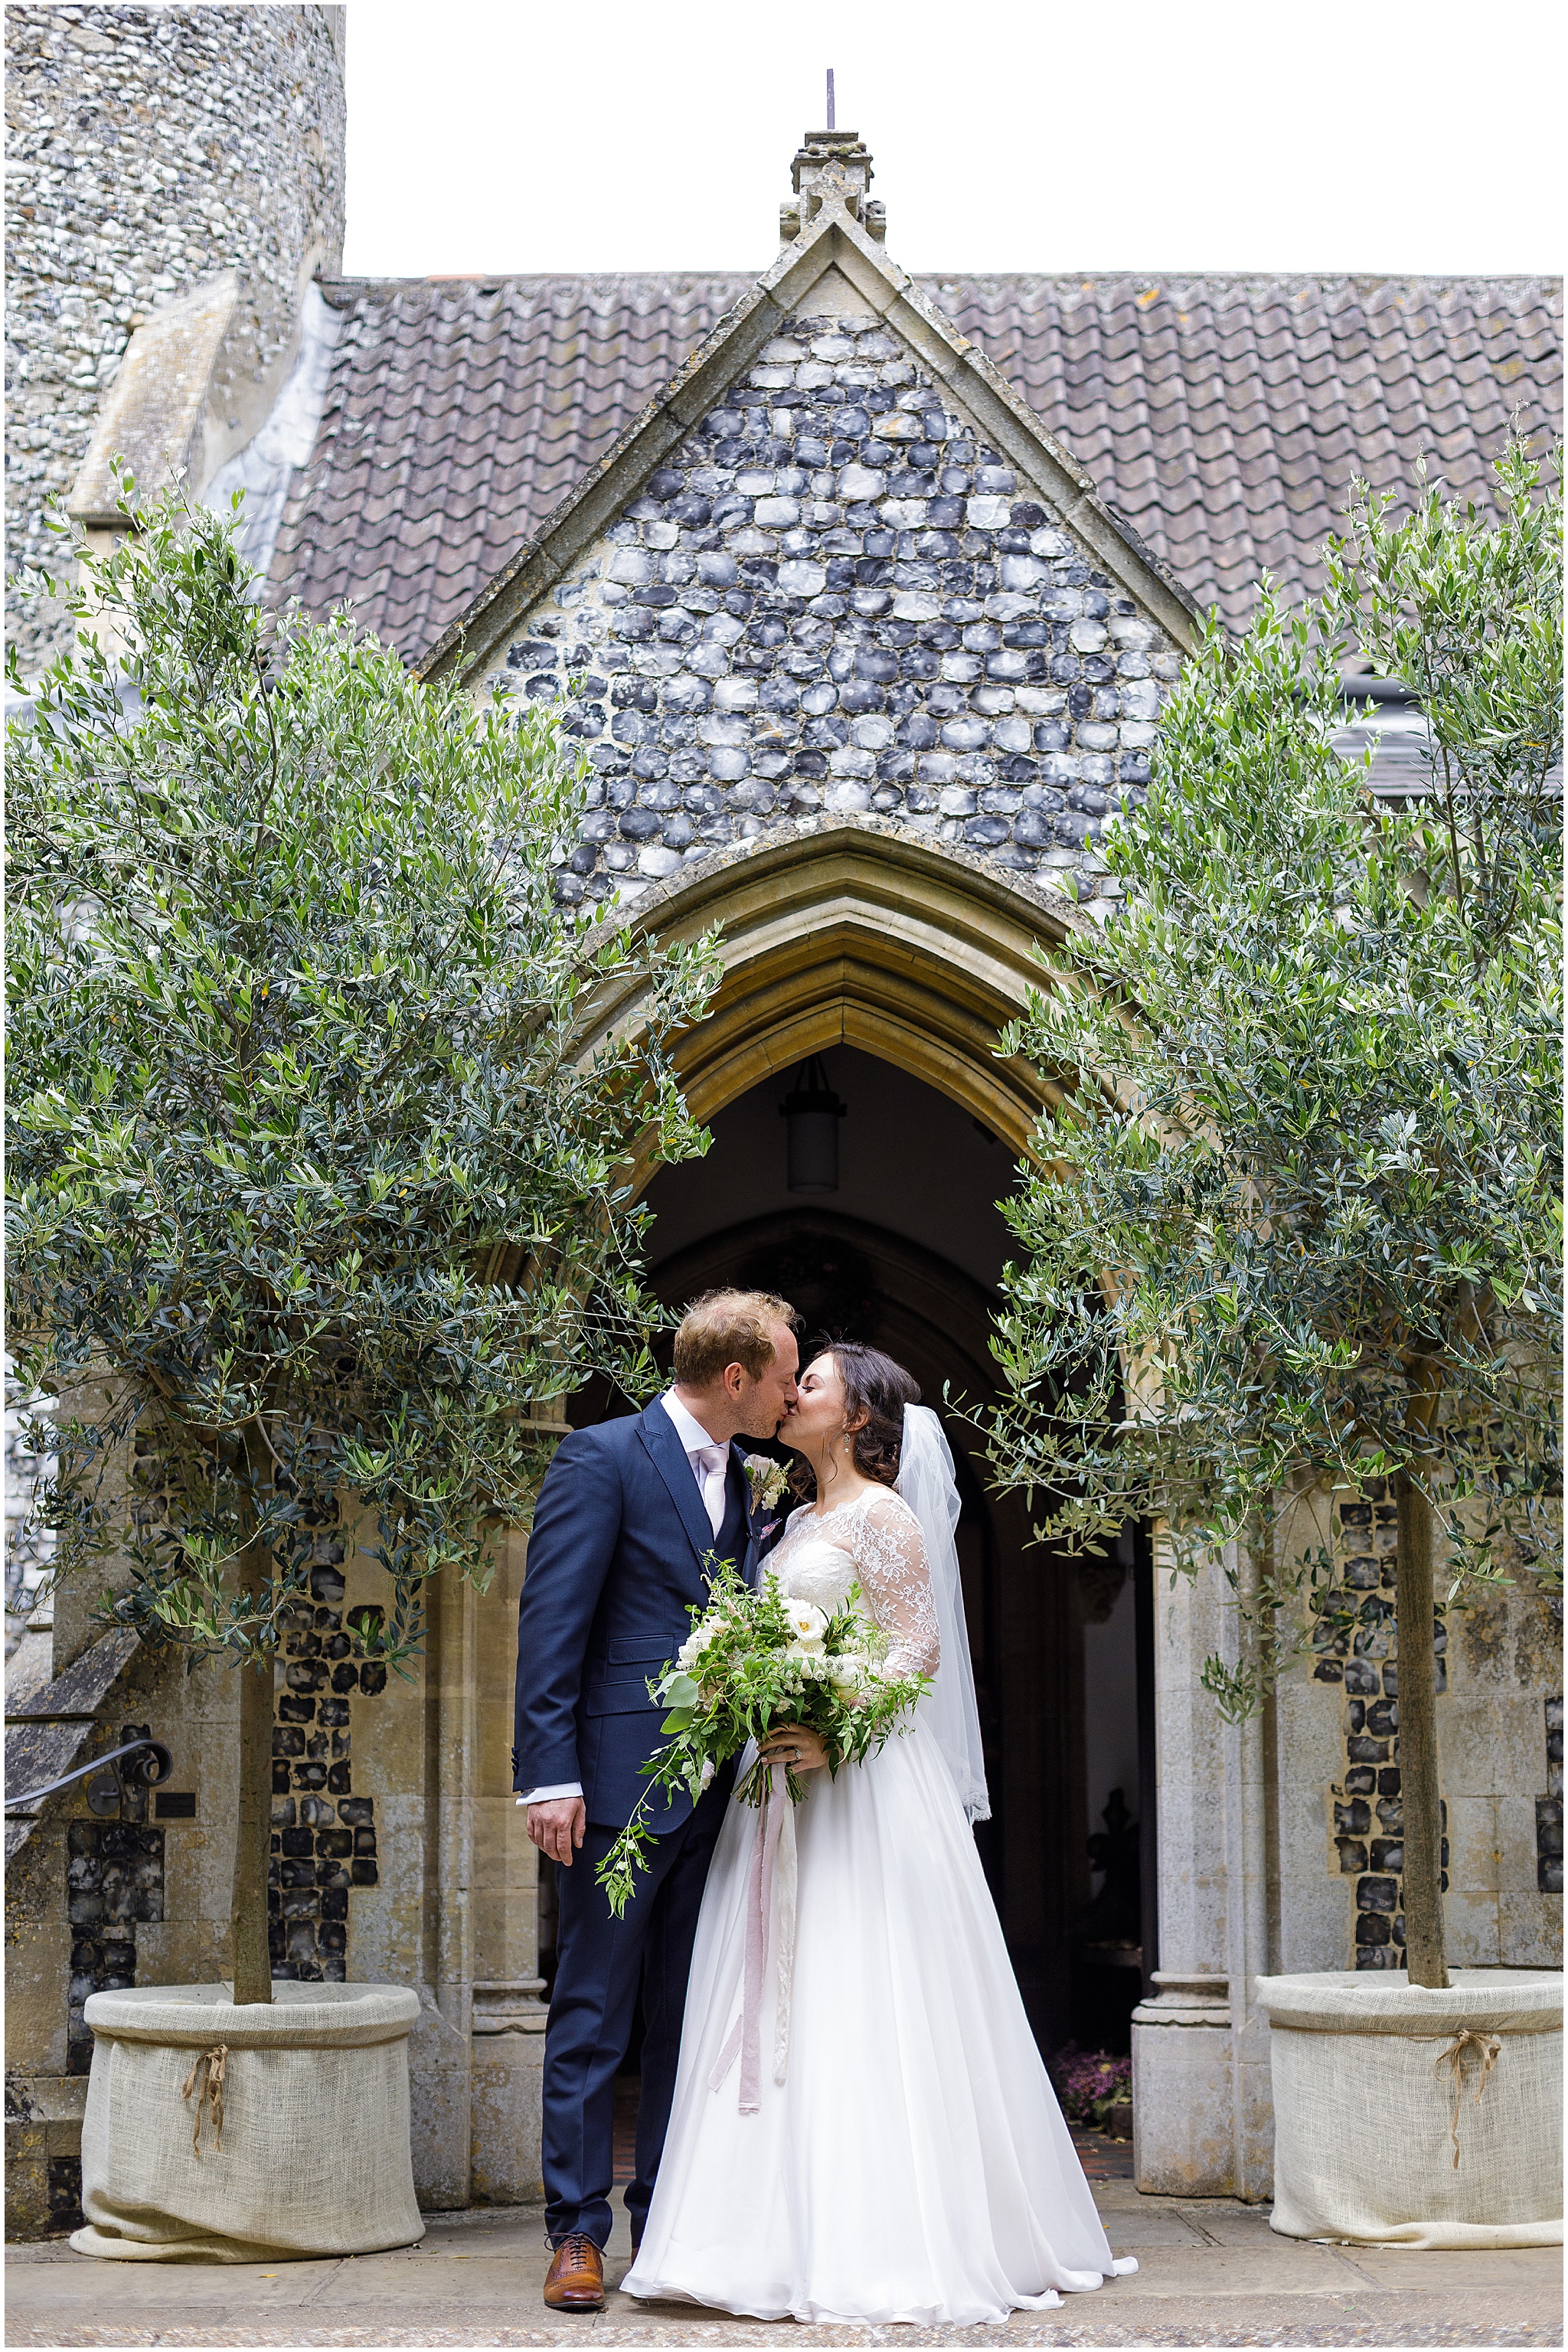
471, 1978, 548, 2035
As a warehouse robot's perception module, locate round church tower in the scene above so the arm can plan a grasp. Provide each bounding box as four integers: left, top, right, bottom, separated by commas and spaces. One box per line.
5, 3, 346, 674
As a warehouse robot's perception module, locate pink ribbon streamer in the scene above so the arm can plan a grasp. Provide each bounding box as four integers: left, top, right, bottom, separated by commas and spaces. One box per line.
709, 1760, 791, 2112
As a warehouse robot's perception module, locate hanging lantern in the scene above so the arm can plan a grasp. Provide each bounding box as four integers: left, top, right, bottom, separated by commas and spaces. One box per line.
779, 1055, 847, 1193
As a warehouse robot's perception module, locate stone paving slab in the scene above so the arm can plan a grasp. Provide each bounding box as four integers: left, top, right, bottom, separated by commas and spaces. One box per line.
7, 2193, 1562, 2348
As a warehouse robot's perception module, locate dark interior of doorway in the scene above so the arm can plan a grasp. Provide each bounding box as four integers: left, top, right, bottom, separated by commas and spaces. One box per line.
543, 1047, 1155, 2076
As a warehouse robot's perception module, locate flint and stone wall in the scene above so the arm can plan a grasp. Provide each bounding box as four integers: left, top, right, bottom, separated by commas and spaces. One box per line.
1308, 1488, 1562, 1971
5, 1530, 544, 2236
474, 307, 1182, 910
4, 2, 345, 673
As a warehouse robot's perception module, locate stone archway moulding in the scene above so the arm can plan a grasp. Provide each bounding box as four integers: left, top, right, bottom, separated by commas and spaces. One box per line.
574, 814, 1082, 1178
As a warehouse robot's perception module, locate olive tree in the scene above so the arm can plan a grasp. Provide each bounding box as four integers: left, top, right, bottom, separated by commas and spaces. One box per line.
6, 482, 718, 2003
979, 441, 1561, 1988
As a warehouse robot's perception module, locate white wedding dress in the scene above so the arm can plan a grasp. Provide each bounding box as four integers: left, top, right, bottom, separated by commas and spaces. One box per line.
621, 1474, 1133, 2327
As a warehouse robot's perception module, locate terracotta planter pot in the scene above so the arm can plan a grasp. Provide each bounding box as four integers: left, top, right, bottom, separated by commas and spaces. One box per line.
71, 1981, 424, 2262
1255, 1968, 1562, 2249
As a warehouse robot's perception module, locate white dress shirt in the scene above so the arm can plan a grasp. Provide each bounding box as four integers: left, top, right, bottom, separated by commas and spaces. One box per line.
659, 1387, 733, 1537
519, 1393, 731, 1808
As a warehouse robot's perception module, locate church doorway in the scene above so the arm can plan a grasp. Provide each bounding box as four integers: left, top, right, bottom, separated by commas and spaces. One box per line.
560, 1042, 1152, 2061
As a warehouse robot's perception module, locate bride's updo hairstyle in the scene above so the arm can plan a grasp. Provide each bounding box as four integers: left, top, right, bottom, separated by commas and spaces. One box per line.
830, 1343, 921, 1486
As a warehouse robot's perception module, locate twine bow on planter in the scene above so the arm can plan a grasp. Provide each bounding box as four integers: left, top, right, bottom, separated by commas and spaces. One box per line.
181, 2043, 229, 2156
1256, 1969, 1560, 2248
1432, 2028, 1502, 2169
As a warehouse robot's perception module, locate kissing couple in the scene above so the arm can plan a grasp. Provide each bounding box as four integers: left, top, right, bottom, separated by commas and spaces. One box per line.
513, 1286, 1134, 2325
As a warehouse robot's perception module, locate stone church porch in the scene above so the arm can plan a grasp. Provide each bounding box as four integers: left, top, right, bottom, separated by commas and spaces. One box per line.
5, 19, 1560, 2272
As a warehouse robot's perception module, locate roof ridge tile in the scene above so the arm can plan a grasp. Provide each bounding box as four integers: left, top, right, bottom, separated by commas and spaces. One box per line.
270, 265, 1563, 652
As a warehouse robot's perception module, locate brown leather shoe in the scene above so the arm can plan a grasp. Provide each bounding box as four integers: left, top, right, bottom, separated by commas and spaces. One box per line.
544, 2232, 605, 2311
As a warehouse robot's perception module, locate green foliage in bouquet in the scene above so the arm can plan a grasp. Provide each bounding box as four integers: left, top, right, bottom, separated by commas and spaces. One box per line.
596, 1563, 931, 1917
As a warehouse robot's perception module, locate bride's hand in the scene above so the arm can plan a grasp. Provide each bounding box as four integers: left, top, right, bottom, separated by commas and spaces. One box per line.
759, 1723, 828, 1774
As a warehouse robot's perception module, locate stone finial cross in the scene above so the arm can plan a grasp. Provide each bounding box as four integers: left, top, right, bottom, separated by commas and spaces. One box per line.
780, 119, 885, 246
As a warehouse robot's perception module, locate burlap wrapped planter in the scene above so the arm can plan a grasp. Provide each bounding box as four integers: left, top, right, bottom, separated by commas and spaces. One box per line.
1256, 1968, 1563, 2249
70, 1981, 425, 2262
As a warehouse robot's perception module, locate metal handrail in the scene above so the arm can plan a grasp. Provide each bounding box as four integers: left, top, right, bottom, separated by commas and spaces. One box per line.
6, 1736, 174, 1815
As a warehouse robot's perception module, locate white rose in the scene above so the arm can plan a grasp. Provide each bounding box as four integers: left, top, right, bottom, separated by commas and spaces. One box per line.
825, 1653, 861, 1690
785, 1599, 828, 1646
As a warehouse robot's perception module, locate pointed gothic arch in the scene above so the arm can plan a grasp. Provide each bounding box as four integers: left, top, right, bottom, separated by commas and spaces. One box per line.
579, 819, 1103, 2050
577, 814, 1080, 1172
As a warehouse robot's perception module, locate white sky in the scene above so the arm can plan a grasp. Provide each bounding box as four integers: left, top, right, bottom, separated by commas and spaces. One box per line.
341, 0, 1564, 281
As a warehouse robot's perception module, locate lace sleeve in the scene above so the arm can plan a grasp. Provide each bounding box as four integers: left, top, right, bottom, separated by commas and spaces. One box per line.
854, 1492, 940, 1678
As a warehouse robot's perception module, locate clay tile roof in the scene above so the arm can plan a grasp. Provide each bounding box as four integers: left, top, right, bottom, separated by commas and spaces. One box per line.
266, 270, 1562, 658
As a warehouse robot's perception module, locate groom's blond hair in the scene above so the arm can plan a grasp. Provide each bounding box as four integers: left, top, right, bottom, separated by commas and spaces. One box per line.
673, 1289, 800, 1388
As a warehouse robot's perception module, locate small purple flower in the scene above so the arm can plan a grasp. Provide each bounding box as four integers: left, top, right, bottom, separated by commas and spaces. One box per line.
1047, 2045, 1132, 2125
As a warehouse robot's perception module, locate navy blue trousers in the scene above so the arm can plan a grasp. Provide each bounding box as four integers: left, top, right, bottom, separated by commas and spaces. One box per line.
542, 1779, 728, 2249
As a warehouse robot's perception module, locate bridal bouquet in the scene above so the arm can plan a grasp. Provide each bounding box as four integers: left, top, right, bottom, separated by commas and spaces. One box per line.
596, 1563, 931, 1917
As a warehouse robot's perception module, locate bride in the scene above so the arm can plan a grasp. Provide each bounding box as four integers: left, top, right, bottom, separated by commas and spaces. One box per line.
622, 1341, 1136, 2327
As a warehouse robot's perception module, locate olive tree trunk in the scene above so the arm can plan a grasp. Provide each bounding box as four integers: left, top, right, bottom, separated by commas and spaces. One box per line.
230, 1646, 275, 2003
1393, 1467, 1448, 1989
230, 1439, 276, 2005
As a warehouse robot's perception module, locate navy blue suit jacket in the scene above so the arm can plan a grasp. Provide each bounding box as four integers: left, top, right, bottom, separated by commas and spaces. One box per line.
512, 1400, 781, 1831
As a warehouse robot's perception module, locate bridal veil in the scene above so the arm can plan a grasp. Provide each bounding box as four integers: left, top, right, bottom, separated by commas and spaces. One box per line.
894, 1404, 990, 1823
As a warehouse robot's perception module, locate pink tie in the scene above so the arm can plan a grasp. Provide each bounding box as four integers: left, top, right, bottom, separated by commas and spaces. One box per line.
695, 1446, 727, 1536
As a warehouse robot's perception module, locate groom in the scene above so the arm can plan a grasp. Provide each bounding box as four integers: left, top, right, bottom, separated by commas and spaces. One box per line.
514, 1287, 801, 2311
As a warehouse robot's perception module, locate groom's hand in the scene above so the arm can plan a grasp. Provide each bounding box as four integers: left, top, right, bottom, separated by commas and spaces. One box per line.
527, 1797, 586, 1867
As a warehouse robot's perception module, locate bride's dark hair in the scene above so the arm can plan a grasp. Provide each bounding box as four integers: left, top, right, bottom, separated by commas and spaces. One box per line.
821, 1342, 921, 1488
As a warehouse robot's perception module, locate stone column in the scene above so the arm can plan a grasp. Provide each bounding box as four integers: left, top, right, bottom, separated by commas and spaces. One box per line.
1271, 1484, 1348, 1973
469, 1527, 547, 2203
1223, 1539, 1277, 2203
408, 1570, 477, 2207
1132, 1534, 1274, 2198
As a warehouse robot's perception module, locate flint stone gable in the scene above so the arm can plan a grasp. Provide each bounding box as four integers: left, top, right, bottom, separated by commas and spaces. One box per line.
476, 309, 1182, 910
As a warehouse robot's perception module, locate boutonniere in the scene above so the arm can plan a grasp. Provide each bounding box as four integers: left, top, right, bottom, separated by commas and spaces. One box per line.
743, 1454, 789, 1514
